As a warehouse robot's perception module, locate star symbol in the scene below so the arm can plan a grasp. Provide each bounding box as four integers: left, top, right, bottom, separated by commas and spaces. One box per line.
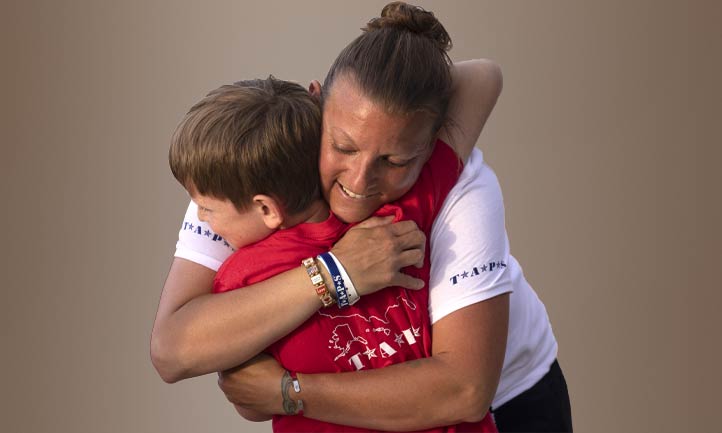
204, 230, 212, 237
188, 223, 194, 231
394, 333, 405, 345
363, 346, 377, 360
461, 270, 469, 279
481, 264, 488, 272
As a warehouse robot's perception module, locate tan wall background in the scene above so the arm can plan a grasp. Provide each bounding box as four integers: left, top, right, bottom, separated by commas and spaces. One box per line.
2, 1, 720, 432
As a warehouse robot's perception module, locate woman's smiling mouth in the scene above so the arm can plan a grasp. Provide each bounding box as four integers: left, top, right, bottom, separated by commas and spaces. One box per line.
337, 182, 378, 199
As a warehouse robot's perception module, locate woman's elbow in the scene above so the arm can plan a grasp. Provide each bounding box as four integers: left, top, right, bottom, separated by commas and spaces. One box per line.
478, 59, 503, 95
150, 331, 190, 383
455, 381, 495, 424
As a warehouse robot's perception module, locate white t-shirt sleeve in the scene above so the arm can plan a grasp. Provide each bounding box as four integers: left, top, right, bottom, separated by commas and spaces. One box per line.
174, 200, 234, 271
428, 148, 514, 323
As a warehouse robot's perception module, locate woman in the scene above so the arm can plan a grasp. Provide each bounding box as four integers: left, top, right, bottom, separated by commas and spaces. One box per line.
151, 2, 571, 432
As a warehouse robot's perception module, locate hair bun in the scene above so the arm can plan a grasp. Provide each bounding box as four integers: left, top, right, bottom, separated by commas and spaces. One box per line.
364, 1, 452, 51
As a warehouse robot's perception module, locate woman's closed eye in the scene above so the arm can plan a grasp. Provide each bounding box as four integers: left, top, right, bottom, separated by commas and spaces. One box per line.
332, 143, 355, 155
383, 156, 414, 168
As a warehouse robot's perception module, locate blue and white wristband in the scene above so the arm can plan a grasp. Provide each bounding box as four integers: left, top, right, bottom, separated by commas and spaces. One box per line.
317, 252, 349, 308
317, 252, 356, 308
327, 251, 360, 305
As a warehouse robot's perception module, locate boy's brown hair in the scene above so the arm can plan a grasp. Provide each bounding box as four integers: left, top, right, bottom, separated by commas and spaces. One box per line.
169, 76, 322, 215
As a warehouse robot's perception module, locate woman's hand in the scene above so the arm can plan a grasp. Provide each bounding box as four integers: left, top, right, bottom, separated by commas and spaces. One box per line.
331, 216, 426, 295
218, 353, 286, 416
232, 404, 272, 422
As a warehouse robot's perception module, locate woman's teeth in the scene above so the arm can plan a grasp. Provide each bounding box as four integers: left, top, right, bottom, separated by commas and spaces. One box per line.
340, 183, 371, 199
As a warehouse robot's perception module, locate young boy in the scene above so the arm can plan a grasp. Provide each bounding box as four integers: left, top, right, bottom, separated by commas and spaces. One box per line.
168, 76, 496, 433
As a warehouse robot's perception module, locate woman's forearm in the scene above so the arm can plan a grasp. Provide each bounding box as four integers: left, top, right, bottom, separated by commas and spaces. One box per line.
151, 218, 427, 383
299, 357, 481, 431
151, 258, 321, 383
295, 295, 508, 431
222, 294, 509, 431
441, 59, 503, 162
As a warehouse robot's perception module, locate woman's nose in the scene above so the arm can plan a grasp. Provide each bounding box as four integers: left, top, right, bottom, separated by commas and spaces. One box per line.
346, 160, 377, 194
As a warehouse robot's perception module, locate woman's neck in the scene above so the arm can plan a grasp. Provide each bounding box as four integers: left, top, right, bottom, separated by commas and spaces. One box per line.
280, 199, 330, 229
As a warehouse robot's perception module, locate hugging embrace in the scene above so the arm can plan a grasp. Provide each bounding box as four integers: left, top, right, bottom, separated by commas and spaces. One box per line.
151, 2, 572, 432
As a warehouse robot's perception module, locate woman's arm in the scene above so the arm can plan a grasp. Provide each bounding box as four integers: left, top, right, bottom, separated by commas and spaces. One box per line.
233, 404, 272, 422
439, 59, 503, 162
219, 296, 508, 431
150, 257, 318, 383
150, 215, 427, 383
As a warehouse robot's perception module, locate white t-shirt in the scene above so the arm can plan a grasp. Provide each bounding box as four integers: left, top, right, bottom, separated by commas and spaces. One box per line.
428, 148, 558, 408
174, 148, 557, 408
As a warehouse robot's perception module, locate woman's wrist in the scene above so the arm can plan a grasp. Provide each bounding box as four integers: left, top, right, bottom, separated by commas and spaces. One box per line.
281, 370, 304, 415
317, 252, 360, 306
302, 257, 336, 308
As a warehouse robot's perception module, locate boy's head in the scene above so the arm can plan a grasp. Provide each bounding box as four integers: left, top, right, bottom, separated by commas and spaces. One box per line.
169, 76, 322, 248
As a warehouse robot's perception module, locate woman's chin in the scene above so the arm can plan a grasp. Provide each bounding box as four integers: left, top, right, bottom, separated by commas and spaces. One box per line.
331, 201, 376, 224
328, 188, 379, 223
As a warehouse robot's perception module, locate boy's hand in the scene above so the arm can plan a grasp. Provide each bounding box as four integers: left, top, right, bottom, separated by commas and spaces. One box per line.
331, 216, 426, 295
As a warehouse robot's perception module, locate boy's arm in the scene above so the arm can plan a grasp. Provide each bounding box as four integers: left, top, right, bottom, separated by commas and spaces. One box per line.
438, 59, 503, 163
150, 218, 427, 383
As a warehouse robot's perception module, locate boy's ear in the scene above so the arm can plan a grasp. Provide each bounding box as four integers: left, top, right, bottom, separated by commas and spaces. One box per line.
252, 194, 284, 230
308, 80, 322, 99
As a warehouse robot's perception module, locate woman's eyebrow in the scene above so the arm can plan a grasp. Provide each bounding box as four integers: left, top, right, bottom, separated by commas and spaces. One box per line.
330, 127, 356, 145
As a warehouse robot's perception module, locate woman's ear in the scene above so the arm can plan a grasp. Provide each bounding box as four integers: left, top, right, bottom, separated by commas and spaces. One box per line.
252, 195, 284, 230
308, 80, 322, 98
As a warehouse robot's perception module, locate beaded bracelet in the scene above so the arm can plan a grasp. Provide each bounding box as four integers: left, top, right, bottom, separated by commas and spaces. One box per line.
302, 257, 335, 307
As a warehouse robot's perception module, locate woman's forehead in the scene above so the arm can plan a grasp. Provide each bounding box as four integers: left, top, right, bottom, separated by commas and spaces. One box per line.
323, 81, 434, 153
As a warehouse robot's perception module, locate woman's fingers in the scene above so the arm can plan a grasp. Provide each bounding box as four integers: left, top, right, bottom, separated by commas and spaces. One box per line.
353, 215, 394, 229
394, 228, 426, 265
395, 247, 426, 272
391, 272, 425, 290
331, 220, 426, 294
387, 219, 420, 236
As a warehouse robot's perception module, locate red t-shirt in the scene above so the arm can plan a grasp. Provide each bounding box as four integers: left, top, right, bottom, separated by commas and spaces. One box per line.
214, 140, 497, 433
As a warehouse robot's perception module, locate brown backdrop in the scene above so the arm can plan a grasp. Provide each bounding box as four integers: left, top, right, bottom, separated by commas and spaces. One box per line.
2, 1, 720, 432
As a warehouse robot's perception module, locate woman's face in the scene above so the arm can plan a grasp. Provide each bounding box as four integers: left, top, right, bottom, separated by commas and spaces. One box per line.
318, 76, 436, 223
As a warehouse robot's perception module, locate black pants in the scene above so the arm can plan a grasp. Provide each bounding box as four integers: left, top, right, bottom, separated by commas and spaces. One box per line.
491, 360, 573, 433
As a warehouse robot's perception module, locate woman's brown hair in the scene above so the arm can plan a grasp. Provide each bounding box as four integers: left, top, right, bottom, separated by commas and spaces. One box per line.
322, 1, 453, 134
